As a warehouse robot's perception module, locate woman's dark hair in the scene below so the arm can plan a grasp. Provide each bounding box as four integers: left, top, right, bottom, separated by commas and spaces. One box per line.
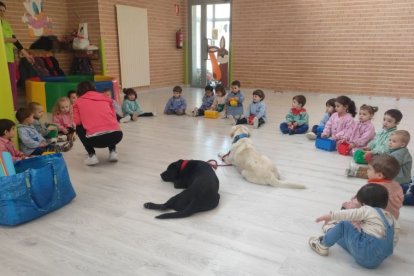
215, 84, 226, 96
123, 88, 137, 100
384, 109, 403, 124
77, 81, 96, 97
15, 108, 33, 123
0, 1, 6, 9
253, 89, 265, 101
335, 95, 357, 117
356, 183, 389, 209
0, 119, 15, 136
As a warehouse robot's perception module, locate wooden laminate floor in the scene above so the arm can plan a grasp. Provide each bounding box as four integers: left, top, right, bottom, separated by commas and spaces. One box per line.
1, 87, 413, 276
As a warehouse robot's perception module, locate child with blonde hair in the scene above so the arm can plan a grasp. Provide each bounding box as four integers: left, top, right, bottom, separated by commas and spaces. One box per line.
337, 104, 377, 155
52, 97, 75, 142
27, 101, 57, 140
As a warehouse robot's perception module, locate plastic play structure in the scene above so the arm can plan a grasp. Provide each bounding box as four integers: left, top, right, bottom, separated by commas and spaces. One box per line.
26, 75, 120, 112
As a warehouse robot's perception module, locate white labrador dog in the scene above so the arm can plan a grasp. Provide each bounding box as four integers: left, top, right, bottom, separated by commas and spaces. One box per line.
220, 125, 305, 189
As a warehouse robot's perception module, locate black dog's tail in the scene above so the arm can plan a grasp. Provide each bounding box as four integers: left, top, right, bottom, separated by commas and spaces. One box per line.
155, 200, 197, 219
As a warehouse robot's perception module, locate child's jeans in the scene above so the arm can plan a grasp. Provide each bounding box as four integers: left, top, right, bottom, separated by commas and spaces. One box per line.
322, 217, 393, 268
280, 123, 308, 134
311, 125, 324, 137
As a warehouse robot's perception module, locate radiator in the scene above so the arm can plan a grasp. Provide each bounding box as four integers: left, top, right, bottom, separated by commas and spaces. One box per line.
116, 5, 150, 88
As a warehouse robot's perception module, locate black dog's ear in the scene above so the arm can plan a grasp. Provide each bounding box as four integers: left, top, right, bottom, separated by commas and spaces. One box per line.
160, 160, 182, 182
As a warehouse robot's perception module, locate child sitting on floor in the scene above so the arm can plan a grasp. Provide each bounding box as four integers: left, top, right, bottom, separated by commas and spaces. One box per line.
102, 88, 130, 123
343, 154, 403, 219
388, 130, 412, 186
123, 88, 155, 120
164, 86, 187, 115
28, 102, 57, 141
280, 95, 309, 135
233, 89, 266, 128
0, 119, 26, 161
16, 108, 53, 156
321, 95, 356, 140
306, 98, 336, 140
210, 84, 226, 117
225, 80, 245, 120
309, 184, 399, 269
337, 104, 377, 155
52, 97, 76, 143
192, 85, 215, 116
355, 109, 402, 161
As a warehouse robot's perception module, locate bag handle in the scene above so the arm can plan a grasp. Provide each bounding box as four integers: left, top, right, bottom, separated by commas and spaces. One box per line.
25, 163, 60, 211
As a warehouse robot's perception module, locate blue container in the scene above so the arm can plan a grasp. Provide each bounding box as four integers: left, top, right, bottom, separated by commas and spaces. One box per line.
315, 138, 337, 151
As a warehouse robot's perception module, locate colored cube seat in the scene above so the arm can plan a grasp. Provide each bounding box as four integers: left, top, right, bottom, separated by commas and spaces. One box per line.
315, 138, 336, 151
204, 110, 219, 119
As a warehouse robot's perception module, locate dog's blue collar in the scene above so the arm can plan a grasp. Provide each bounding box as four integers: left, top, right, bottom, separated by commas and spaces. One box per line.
233, 133, 249, 144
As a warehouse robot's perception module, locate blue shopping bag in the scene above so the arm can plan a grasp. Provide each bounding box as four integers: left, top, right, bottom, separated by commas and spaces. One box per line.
0, 153, 76, 226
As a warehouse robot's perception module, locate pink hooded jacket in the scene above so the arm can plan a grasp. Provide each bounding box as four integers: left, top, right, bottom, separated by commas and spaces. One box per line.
73, 91, 120, 136
345, 120, 376, 148
53, 112, 75, 132
322, 112, 354, 140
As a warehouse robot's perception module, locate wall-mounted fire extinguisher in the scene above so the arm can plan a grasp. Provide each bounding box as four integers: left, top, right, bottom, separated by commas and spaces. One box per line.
176, 29, 183, 49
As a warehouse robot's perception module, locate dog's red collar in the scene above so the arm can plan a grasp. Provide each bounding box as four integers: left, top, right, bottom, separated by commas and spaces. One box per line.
180, 160, 189, 171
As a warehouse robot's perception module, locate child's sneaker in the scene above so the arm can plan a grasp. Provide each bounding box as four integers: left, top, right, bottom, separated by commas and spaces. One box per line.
308, 236, 329, 256
131, 113, 138, 121
59, 141, 73, 152
306, 132, 317, 140
85, 154, 99, 166
253, 117, 259, 128
152, 112, 157, 117
57, 135, 67, 142
345, 161, 358, 177
289, 129, 295, 135
108, 150, 118, 162
192, 107, 198, 117
120, 116, 131, 123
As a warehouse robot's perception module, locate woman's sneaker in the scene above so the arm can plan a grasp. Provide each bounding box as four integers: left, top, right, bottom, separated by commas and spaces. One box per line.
308, 236, 329, 256
85, 154, 99, 166
108, 151, 118, 162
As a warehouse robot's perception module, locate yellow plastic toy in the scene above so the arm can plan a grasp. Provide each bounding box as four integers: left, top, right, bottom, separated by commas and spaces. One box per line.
204, 110, 219, 119
230, 98, 238, 107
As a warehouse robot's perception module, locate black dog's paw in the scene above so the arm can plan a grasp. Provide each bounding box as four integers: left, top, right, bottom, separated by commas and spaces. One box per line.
144, 202, 156, 209
144, 202, 164, 210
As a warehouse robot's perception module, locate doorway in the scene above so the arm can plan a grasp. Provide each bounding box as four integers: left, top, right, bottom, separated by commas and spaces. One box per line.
189, 0, 231, 88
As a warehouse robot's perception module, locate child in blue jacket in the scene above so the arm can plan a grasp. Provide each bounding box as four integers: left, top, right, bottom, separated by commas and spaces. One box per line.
164, 86, 187, 115
234, 89, 266, 128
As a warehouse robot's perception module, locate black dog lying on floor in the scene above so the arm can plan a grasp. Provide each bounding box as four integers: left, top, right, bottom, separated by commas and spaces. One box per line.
144, 159, 220, 219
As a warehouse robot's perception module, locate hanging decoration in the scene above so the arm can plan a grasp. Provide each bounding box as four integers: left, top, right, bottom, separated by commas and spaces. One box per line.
21, 0, 53, 37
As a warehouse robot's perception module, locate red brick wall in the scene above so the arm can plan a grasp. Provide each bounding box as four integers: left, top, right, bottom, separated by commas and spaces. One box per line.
232, 0, 414, 97
98, 0, 187, 89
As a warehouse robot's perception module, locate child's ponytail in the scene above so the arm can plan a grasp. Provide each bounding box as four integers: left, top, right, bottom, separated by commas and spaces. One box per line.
336, 96, 357, 117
